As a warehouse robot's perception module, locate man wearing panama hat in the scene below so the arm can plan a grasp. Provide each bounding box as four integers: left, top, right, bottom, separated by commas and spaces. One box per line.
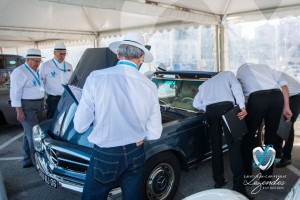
10, 48, 45, 168
39, 42, 73, 119
144, 63, 167, 80
74, 32, 162, 200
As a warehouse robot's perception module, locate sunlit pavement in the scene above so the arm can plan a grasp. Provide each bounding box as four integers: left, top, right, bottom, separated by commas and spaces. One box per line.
0, 120, 299, 200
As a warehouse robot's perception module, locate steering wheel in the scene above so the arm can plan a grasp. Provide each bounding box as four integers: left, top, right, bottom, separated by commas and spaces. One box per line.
181, 97, 194, 104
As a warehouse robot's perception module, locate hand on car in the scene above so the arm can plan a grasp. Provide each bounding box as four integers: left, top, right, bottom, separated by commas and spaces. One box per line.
237, 108, 247, 120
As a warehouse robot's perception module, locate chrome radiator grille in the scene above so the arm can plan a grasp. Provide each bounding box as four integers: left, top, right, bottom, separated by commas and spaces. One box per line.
45, 147, 89, 173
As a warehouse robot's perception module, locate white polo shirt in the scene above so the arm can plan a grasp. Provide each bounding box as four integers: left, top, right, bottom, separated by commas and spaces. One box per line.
193, 71, 245, 111
73, 60, 163, 148
236, 63, 282, 98
39, 58, 73, 96
10, 63, 45, 107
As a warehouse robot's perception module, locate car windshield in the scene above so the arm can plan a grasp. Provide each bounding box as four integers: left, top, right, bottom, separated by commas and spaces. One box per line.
152, 77, 206, 112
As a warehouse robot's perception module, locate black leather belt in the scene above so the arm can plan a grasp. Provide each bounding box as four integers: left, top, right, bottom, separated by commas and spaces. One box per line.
206, 101, 233, 108
290, 93, 300, 98
48, 95, 61, 98
21, 98, 44, 102
251, 89, 281, 95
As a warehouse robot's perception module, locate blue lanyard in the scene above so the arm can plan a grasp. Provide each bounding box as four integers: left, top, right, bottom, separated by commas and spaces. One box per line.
24, 63, 41, 86
52, 59, 66, 72
117, 60, 139, 70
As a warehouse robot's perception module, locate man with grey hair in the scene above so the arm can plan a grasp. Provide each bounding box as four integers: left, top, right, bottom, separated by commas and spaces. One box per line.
40, 42, 73, 119
10, 49, 45, 168
74, 32, 162, 200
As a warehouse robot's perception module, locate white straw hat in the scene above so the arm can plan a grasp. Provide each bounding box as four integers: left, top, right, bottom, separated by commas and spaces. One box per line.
26, 49, 43, 58
109, 32, 153, 63
155, 63, 167, 71
54, 42, 66, 51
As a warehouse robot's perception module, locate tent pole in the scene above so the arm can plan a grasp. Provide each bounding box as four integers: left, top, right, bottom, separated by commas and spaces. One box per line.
94, 33, 99, 48
219, 24, 225, 71
215, 24, 221, 72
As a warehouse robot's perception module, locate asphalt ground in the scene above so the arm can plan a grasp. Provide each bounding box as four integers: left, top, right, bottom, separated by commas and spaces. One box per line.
0, 120, 299, 200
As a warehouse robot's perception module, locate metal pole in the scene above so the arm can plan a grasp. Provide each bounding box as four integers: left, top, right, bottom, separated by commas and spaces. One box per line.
215, 24, 223, 72
94, 33, 99, 48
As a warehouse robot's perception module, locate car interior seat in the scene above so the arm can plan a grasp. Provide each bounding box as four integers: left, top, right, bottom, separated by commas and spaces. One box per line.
171, 82, 197, 111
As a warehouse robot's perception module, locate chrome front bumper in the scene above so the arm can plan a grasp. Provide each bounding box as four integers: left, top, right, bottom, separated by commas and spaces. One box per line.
35, 152, 84, 192
35, 152, 122, 196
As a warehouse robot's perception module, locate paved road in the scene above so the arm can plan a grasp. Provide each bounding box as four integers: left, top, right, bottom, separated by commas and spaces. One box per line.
1, 121, 300, 200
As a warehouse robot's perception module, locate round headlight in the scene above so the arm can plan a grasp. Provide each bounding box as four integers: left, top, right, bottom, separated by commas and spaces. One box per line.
32, 125, 45, 152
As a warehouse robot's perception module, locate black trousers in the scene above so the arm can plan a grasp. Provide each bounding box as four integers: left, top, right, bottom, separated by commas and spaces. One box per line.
280, 94, 300, 159
242, 89, 283, 178
206, 102, 244, 189
46, 95, 61, 119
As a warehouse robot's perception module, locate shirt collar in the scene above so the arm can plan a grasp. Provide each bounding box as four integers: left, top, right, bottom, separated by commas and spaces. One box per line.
117, 60, 139, 70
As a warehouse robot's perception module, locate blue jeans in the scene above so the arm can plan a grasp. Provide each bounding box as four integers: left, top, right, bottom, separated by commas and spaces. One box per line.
82, 143, 145, 200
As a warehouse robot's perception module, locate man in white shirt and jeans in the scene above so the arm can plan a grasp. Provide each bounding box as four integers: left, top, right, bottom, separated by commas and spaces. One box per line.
40, 42, 73, 119
73, 32, 162, 200
193, 71, 251, 199
10, 49, 45, 168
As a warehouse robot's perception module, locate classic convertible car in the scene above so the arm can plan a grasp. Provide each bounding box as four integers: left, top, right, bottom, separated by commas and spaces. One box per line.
33, 48, 222, 200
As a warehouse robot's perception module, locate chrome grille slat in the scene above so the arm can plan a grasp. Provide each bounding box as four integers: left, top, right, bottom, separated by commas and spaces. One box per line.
46, 147, 89, 173
58, 157, 89, 167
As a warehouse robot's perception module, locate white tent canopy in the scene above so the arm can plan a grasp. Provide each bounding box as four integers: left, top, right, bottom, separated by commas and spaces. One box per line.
0, 0, 300, 49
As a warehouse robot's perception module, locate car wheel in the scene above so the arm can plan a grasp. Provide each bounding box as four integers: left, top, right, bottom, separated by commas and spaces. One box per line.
142, 152, 180, 200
